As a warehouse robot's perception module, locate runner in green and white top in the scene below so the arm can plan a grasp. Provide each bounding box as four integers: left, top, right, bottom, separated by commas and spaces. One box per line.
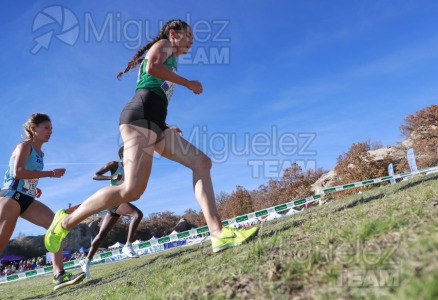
45, 19, 259, 259
137, 55, 177, 103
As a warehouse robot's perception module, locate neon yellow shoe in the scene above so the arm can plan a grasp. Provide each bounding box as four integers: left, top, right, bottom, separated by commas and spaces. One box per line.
53, 271, 86, 291
45, 209, 70, 253
211, 226, 259, 253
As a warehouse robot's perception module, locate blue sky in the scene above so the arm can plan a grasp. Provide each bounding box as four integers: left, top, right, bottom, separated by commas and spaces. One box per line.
1, 0, 437, 238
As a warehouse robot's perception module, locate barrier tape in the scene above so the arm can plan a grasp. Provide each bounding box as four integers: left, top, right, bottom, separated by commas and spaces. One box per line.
1, 165, 437, 284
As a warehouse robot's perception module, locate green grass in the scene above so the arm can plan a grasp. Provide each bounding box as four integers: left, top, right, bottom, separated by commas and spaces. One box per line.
1, 173, 438, 299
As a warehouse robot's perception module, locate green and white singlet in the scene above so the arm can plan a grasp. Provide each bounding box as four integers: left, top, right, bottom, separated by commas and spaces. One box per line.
136, 55, 177, 103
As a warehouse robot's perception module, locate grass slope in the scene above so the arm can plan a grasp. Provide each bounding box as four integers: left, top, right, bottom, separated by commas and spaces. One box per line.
1, 173, 437, 300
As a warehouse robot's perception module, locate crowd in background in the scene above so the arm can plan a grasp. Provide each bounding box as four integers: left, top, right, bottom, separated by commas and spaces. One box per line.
0, 247, 114, 277
70, 248, 108, 261
0, 257, 50, 276
234, 219, 263, 229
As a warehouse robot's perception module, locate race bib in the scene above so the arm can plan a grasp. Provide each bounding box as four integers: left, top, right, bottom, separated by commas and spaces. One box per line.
161, 81, 176, 101
161, 66, 177, 102
21, 179, 39, 196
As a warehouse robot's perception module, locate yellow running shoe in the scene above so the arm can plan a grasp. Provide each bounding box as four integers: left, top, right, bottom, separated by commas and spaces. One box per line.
211, 226, 259, 253
45, 209, 70, 253
53, 271, 86, 291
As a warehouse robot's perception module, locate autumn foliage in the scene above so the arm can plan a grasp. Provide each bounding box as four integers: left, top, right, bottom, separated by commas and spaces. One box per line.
252, 163, 324, 211
333, 142, 392, 183
216, 186, 254, 221
396, 105, 438, 171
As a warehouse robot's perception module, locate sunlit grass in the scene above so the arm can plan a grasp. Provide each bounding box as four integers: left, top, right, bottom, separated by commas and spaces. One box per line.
1, 173, 437, 299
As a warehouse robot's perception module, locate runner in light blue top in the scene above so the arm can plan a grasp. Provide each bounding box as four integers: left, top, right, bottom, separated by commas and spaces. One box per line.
2, 141, 44, 200
0, 113, 86, 290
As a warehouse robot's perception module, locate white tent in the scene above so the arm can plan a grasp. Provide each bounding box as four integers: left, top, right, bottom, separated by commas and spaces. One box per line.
234, 218, 259, 228
285, 209, 299, 216
265, 212, 283, 221
147, 236, 156, 241
170, 230, 178, 235
108, 242, 125, 249
132, 240, 142, 245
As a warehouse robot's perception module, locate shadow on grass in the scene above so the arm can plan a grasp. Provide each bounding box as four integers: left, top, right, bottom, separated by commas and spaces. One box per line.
333, 193, 385, 213
328, 173, 438, 215
24, 294, 49, 300
393, 173, 438, 193
260, 173, 438, 237
259, 219, 307, 239
24, 276, 90, 300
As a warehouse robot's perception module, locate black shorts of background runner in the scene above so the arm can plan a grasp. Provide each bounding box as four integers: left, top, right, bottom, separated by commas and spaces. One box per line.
107, 205, 120, 216
119, 89, 169, 139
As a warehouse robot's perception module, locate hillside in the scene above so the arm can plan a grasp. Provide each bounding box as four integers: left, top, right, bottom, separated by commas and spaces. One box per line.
311, 141, 413, 194
1, 172, 437, 299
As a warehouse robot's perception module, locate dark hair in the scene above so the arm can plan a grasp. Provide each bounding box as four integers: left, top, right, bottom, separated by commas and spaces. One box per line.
116, 19, 189, 79
23, 113, 51, 140
118, 146, 124, 160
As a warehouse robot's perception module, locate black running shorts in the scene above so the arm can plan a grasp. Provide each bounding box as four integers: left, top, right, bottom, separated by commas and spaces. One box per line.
107, 205, 120, 216
119, 89, 169, 138
0, 190, 34, 214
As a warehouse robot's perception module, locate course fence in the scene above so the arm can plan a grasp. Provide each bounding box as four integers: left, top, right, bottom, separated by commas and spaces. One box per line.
1, 165, 437, 284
